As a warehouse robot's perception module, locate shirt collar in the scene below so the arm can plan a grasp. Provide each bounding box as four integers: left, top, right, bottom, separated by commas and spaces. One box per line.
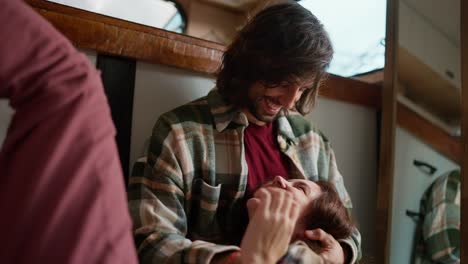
276, 112, 299, 145
207, 88, 249, 132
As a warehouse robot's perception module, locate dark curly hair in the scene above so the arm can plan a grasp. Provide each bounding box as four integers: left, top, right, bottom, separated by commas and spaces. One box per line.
216, 1, 333, 115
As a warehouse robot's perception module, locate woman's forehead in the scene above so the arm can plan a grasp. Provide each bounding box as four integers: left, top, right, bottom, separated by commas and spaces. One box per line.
289, 179, 316, 185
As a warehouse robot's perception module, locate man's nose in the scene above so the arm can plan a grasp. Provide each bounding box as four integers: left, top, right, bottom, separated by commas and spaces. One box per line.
280, 86, 302, 109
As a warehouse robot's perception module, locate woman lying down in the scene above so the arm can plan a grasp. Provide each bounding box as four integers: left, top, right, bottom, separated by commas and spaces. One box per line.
237, 176, 354, 264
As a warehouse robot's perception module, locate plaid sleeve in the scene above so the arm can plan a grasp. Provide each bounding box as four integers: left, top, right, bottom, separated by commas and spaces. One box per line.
421, 171, 460, 263
127, 118, 238, 264
278, 241, 325, 264
338, 228, 362, 264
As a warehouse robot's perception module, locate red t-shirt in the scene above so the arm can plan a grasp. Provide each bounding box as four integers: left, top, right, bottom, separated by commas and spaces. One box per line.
244, 122, 290, 197
229, 122, 291, 245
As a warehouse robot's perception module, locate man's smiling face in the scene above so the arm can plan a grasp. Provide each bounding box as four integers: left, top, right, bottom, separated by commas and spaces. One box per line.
244, 78, 315, 126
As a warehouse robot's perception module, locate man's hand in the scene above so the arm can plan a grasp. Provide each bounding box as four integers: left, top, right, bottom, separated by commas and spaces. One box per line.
305, 229, 345, 264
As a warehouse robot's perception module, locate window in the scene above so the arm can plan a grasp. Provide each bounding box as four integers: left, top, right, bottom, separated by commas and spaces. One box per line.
300, 0, 386, 77
47, 0, 187, 34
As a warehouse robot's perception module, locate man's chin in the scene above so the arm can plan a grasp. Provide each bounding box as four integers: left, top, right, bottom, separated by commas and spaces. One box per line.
248, 104, 279, 124
258, 117, 274, 123
254, 112, 278, 123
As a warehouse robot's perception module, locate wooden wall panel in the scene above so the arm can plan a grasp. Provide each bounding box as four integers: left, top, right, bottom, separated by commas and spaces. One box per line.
376, 0, 398, 263
322, 74, 382, 109
27, 0, 225, 74
397, 104, 461, 163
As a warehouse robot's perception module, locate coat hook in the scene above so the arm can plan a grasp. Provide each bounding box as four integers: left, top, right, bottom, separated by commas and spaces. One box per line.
406, 210, 423, 222
413, 160, 437, 175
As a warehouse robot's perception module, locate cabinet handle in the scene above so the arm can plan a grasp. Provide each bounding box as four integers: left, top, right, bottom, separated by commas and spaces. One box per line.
406, 210, 423, 222
413, 160, 437, 175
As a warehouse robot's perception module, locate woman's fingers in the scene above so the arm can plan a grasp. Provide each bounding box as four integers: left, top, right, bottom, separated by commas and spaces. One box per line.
253, 188, 271, 215
253, 187, 298, 224
246, 197, 260, 218
288, 200, 301, 223
254, 188, 285, 218
279, 190, 292, 215
240, 187, 302, 263
269, 188, 286, 215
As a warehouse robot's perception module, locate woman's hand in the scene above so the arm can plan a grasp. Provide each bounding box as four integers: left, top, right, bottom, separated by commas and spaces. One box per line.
240, 187, 301, 264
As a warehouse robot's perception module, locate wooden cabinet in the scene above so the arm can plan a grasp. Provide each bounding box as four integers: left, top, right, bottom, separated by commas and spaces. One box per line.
397, 0, 461, 132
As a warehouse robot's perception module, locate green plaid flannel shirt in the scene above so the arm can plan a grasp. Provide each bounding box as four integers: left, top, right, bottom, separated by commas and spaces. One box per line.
128, 89, 361, 264
414, 170, 460, 263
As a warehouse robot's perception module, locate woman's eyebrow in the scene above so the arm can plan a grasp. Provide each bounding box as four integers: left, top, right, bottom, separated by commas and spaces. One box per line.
294, 181, 311, 195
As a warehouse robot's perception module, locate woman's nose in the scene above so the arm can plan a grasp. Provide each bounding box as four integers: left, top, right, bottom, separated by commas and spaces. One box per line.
273, 176, 288, 188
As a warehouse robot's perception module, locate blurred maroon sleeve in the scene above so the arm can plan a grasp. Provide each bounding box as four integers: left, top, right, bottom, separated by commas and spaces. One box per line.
0, 1, 138, 263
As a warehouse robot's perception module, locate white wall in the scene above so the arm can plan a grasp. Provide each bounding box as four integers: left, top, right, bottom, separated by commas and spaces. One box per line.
308, 99, 377, 255
130, 62, 214, 167
130, 62, 378, 256
389, 127, 459, 264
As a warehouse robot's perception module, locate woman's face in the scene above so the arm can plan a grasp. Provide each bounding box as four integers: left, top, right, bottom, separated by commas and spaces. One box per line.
246, 176, 323, 241
247, 176, 322, 218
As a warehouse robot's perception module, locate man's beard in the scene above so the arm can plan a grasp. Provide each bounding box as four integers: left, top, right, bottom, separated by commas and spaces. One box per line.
247, 97, 280, 123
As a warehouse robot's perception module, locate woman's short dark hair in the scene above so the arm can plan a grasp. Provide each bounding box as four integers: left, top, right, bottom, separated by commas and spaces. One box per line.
304, 181, 355, 240
216, 2, 333, 115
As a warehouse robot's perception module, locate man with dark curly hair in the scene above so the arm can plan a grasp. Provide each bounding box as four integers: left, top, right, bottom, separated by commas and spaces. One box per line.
129, 2, 362, 263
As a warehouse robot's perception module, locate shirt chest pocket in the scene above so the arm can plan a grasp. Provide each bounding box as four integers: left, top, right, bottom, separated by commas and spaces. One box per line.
189, 178, 223, 241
